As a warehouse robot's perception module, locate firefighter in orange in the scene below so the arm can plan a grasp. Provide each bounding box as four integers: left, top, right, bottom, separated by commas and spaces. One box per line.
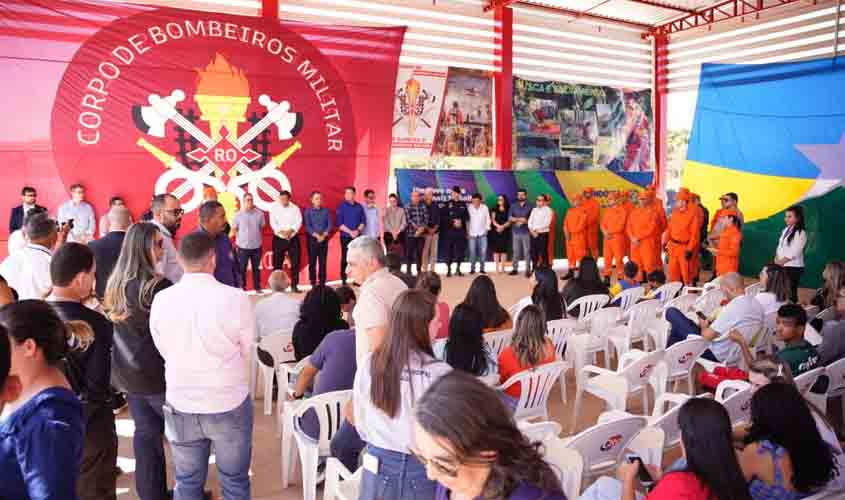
564, 194, 589, 279
600, 192, 628, 283
708, 209, 742, 275
582, 187, 601, 258
622, 189, 636, 258
627, 190, 660, 280
689, 192, 707, 284
664, 190, 699, 285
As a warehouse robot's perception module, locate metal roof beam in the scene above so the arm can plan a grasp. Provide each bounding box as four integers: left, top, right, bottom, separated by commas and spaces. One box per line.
492, 1, 652, 30
624, 0, 698, 15
650, 0, 805, 36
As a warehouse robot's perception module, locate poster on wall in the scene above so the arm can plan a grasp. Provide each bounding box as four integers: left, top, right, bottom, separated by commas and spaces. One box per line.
391, 66, 447, 155
0, 0, 404, 285
513, 77, 653, 172
433, 67, 494, 158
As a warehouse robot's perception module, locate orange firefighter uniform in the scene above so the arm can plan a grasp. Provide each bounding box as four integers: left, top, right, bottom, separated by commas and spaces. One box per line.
564, 195, 589, 270
601, 193, 628, 280
622, 190, 636, 258
627, 191, 660, 280
689, 193, 705, 282
713, 210, 742, 275
664, 190, 700, 285
582, 188, 601, 259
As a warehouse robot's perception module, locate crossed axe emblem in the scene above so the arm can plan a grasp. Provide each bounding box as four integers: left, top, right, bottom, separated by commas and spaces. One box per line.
133, 90, 304, 212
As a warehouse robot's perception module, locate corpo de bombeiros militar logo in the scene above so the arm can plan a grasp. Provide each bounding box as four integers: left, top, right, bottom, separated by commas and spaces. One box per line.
51, 10, 355, 213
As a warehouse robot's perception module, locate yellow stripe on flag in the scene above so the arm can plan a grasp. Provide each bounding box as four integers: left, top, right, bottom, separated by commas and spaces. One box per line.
682, 160, 815, 223
555, 171, 647, 206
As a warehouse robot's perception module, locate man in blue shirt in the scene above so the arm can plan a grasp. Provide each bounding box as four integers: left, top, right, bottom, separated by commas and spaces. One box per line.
304, 191, 332, 286
442, 186, 469, 277
195, 201, 241, 288
335, 186, 366, 285
508, 188, 533, 277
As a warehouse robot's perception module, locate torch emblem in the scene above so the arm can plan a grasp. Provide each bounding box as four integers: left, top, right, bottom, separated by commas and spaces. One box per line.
395, 75, 436, 137
132, 53, 304, 213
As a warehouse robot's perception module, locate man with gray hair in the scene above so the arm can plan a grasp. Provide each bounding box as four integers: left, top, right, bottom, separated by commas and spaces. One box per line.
0, 212, 63, 299
346, 236, 407, 361
665, 272, 764, 366
254, 270, 301, 341
89, 206, 130, 299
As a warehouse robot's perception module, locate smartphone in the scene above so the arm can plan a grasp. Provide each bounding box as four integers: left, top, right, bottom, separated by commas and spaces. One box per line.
626, 455, 654, 485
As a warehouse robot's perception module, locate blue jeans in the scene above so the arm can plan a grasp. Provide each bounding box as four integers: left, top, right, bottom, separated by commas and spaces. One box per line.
665, 307, 718, 362
127, 393, 168, 500
329, 420, 366, 472
512, 232, 531, 272
359, 445, 437, 500
468, 235, 488, 271
163, 397, 253, 500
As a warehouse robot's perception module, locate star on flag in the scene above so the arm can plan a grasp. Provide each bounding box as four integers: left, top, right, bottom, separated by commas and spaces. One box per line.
795, 134, 845, 185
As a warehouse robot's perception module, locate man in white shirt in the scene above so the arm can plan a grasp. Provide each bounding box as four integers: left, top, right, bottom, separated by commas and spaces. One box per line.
57, 183, 96, 243
150, 194, 184, 284
528, 194, 553, 270
255, 270, 301, 340
0, 213, 61, 299
269, 190, 302, 293
347, 236, 407, 362
666, 272, 764, 366
149, 231, 254, 500
466, 193, 491, 274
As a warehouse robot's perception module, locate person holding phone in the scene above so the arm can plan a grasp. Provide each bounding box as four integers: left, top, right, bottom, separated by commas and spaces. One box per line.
579, 398, 752, 500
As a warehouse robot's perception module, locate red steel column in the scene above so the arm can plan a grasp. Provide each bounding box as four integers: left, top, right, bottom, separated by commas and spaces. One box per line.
262, 0, 279, 19
494, 5, 513, 170
653, 33, 668, 190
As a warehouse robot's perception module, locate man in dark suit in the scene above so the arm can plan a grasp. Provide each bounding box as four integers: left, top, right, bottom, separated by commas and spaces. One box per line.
9, 186, 45, 232
88, 206, 130, 299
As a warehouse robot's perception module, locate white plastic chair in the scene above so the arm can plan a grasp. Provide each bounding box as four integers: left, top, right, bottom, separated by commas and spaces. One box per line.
817, 307, 837, 323
509, 296, 533, 323
563, 415, 647, 482
796, 366, 827, 411
431, 338, 447, 360
655, 281, 683, 306
745, 281, 764, 297
692, 288, 726, 320
279, 356, 312, 488
703, 276, 722, 291
484, 329, 513, 360
573, 349, 666, 430
664, 337, 710, 394
715, 379, 753, 426
607, 300, 661, 360
518, 420, 562, 443
586, 306, 623, 366
543, 437, 585, 500
597, 410, 667, 470
498, 361, 566, 422
567, 294, 611, 322
547, 318, 580, 403
645, 318, 671, 352
646, 393, 691, 448
822, 358, 845, 416
322, 458, 361, 500
614, 286, 645, 312
805, 305, 821, 320
291, 390, 352, 500
256, 331, 295, 416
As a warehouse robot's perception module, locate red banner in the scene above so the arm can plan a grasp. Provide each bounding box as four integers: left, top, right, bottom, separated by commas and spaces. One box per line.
0, 0, 404, 283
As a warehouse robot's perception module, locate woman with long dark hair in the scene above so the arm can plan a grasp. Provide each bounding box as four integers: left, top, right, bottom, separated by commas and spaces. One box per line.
464, 274, 513, 333
775, 205, 807, 303
531, 267, 565, 321
580, 398, 752, 500
103, 222, 171, 500
291, 285, 348, 360
498, 305, 555, 399
354, 289, 452, 500
437, 303, 494, 376
755, 264, 791, 315
0, 300, 89, 499
489, 194, 511, 274
561, 256, 609, 317
740, 383, 838, 499
414, 371, 565, 500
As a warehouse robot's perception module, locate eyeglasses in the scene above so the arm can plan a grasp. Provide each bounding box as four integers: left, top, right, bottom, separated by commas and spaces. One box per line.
164, 208, 184, 216
409, 448, 459, 478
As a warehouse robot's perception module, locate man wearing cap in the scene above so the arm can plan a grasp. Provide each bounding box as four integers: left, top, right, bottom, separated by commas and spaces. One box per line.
627, 191, 660, 281
664, 190, 699, 285
708, 192, 744, 250
442, 186, 469, 277
582, 188, 601, 259
600, 192, 627, 284
563, 195, 588, 280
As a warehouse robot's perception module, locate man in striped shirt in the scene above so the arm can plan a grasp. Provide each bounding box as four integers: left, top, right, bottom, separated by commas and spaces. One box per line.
403, 190, 429, 276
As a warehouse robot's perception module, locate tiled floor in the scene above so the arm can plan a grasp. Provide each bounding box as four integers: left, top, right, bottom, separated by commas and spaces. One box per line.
113, 264, 789, 499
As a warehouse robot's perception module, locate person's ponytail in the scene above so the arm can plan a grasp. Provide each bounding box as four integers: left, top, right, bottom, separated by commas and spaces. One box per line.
64, 320, 94, 354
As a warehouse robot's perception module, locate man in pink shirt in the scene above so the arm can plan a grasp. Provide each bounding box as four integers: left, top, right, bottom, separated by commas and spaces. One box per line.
150, 232, 255, 500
